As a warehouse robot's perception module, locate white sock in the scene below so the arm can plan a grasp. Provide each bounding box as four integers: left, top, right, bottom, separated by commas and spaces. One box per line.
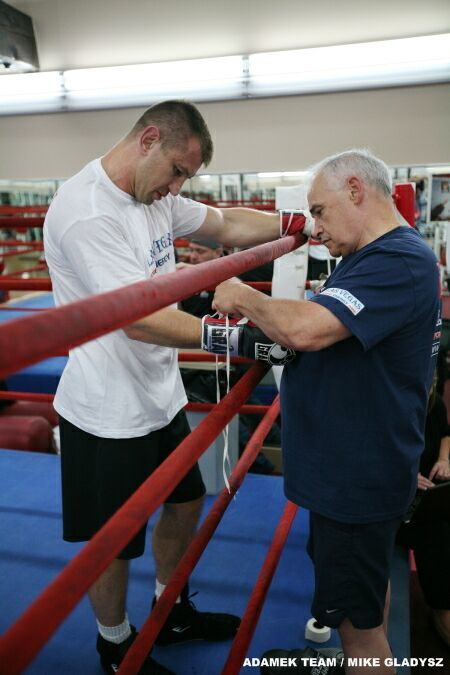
155, 579, 181, 603
96, 614, 132, 644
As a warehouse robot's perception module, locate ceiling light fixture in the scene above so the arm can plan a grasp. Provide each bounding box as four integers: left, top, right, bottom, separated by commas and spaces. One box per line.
0, 34, 448, 116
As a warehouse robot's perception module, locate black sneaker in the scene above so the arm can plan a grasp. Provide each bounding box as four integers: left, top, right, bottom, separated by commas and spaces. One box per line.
154, 592, 240, 646
260, 647, 345, 674
96, 626, 175, 674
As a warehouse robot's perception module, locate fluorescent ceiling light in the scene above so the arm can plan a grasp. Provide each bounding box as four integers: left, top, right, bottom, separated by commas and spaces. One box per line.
63, 56, 244, 110
0, 34, 448, 116
427, 166, 450, 174
0, 71, 63, 114
248, 34, 450, 96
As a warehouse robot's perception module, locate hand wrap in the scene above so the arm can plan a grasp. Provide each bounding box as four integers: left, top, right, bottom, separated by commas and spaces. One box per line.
201, 315, 295, 366
280, 209, 315, 238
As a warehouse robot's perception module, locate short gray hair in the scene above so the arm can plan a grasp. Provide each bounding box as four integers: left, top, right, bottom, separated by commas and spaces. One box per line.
310, 149, 392, 196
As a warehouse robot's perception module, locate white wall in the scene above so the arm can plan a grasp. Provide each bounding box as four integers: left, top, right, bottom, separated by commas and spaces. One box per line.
0, 83, 449, 179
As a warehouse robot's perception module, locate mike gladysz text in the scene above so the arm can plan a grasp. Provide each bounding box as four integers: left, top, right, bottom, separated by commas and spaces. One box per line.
244, 657, 445, 668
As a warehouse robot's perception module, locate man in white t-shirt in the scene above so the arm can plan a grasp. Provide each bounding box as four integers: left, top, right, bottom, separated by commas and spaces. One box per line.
44, 100, 295, 675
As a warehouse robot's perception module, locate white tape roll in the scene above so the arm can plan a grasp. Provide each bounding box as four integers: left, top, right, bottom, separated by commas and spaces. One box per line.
305, 617, 331, 643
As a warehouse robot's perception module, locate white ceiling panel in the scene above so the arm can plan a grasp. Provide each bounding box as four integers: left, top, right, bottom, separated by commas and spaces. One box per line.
6, 0, 450, 71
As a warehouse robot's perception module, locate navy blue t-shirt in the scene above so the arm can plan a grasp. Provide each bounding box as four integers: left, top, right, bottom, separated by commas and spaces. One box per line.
281, 226, 441, 523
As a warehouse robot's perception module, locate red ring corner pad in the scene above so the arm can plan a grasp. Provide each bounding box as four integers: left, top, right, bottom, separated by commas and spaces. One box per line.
0, 415, 54, 453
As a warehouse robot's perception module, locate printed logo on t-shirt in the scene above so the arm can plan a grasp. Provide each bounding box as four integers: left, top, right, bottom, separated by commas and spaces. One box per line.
321, 287, 365, 315
147, 232, 173, 269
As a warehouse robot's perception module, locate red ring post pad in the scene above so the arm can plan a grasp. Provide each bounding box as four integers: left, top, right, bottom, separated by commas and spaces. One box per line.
0, 362, 268, 675
393, 183, 416, 227
0, 234, 303, 380
222, 501, 298, 674
118, 396, 281, 674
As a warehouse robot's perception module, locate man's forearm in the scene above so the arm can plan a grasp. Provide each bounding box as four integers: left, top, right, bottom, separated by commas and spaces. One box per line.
213, 281, 351, 351
124, 307, 201, 348
220, 208, 279, 247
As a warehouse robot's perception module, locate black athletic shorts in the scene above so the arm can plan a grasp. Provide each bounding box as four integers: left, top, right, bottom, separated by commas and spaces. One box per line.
59, 410, 206, 559
307, 511, 403, 630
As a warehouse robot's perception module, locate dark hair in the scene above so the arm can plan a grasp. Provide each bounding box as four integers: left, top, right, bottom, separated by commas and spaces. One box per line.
131, 100, 213, 166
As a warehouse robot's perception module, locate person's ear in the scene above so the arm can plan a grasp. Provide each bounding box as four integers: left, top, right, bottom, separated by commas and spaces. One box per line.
347, 176, 364, 205
140, 125, 161, 153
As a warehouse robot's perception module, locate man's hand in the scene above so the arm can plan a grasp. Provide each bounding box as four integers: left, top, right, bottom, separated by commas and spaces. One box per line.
201, 315, 295, 366
212, 278, 251, 318
429, 459, 450, 482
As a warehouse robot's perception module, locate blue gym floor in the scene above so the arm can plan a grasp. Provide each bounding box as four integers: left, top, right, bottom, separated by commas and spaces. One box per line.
0, 450, 410, 675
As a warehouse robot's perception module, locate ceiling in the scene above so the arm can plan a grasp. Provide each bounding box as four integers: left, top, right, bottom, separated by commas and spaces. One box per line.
5, 0, 450, 71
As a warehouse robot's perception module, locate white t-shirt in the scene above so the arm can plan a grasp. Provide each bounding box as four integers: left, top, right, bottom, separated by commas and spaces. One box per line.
44, 158, 207, 438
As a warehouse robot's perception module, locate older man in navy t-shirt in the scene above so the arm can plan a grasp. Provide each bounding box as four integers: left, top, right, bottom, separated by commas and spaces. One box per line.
212, 149, 440, 675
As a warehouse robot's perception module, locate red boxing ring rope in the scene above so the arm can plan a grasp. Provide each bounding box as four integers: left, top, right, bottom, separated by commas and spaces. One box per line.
0, 278, 51, 291
187, 401, 269, 415
0, 206, 47, 214
0, 362, 268, 674
0, 234, 303, 380
222, 501, 298, 674
0, 216, 44, 228
0, 391, 54, 403
0, 240, 44, 247
118, 396, 281, 674
0, 390, 270, 415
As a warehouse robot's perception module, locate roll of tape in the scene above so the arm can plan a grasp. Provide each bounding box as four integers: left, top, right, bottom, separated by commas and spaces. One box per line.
305, 617, 331, 643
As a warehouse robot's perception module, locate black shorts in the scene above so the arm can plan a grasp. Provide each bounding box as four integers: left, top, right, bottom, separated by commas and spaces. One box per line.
307, 511, 403, 630
59, 410, 206, 559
